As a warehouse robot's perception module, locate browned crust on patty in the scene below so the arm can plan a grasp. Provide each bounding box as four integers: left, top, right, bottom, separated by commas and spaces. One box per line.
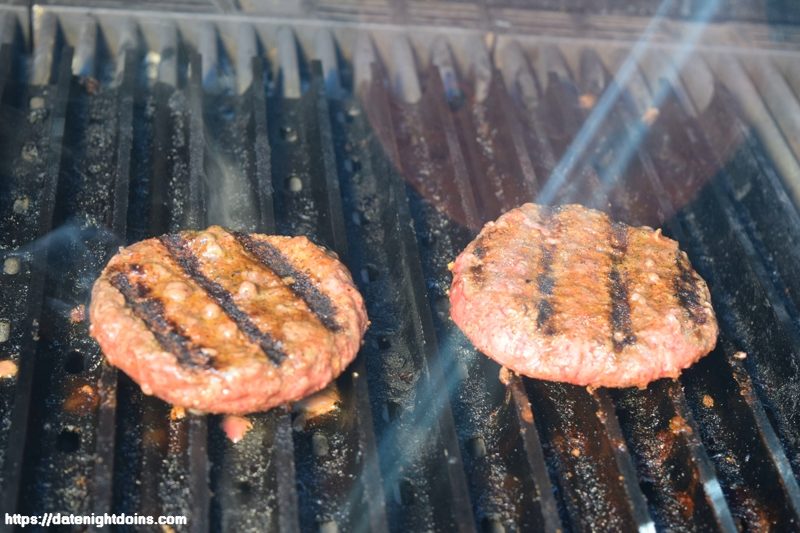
89, 226, 368, 414
449, 203, 718, 388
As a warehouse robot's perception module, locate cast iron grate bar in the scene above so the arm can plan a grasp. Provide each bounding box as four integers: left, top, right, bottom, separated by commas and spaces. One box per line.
570, 48, 738, 532
121, 21, 184, 521
273, 413, 300, 533
665, 65, 800, 476
604, 51, 800, 527
500, 53, 659, 529
265, 36, 323, 532
653, 88, 800, 522
725, 345, 800, 511
0, 41, 24, 515
109, 26, 170, 521
583, 48, 751, 531
302, 58, 389, 532
592, 390, 657, 529
324, 96, 391, 533
377, 63, 476, 532
417, 56, 576, 529
19, 25, 134, 518
337, 56, 455, 532
499, 44, 657, 532
207, 56, 286, 532
206, 47, 330, 529
2, 43, 73, 522
413, 56, 566, 531
469, 62, 564, 531
487, 71, 563, 533
186, 50, 210, 533
500, 43, 557, 202
114, 38, 210, 527
267, 43, 374, 529
91, 39, 137, 520
346, 54, 476, 531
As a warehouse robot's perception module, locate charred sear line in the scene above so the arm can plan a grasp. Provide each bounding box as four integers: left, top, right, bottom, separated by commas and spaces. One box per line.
473, 238, 487, 259
609, 222, 637, 352
109, 270, 211, 368
159, 233, 287, 365
536, 299, 555, 333
470, 238, 488, 286
231, 231, 341, 331
469, 263, 484, 285
535, 209, 558, 335
674, 250, 707, 325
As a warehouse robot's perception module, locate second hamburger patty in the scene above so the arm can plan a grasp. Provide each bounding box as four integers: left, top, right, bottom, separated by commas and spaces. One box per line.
89, 226, 368, 414
449, 203, 718, 388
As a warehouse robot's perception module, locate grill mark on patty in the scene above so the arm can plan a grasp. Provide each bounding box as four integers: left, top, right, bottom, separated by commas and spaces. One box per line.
473, 240, 487, 259
158, 233, 287, 365
470, 236, 488, 285
609, 222, 637, 352
231, 231, 341, 331
109, 269, 211, 368
535, 208, 559, 335
674, 249, 707, 325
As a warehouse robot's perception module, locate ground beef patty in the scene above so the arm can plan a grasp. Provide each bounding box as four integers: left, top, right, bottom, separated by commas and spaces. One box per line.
89, 226, 368, 414
449, 203, 718, 388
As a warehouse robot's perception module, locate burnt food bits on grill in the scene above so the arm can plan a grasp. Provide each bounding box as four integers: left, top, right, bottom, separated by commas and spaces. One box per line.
89, 226, 368, 414
449, 203, 718, 388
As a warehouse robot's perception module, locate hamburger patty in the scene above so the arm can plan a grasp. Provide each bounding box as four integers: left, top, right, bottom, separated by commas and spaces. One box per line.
89, 226, 368, 414
449, 203, 718, 388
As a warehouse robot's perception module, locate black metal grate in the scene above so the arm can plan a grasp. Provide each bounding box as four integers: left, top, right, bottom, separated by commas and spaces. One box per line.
0, 6, 798, 532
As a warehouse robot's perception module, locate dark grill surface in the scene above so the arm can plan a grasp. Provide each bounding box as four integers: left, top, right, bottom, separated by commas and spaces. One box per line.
0, 5, 799, 532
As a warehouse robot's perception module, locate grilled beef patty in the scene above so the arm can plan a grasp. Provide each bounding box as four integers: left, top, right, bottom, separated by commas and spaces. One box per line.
449, 203, 718, 388
89, 226, 368, 414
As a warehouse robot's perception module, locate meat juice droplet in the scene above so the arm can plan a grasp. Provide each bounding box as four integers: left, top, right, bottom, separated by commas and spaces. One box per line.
0, 320, 10, 343
202, 242, 223, 259
203, 303, 220, 319
164, 281, 191, 302
221, 324, 237, 339
0, 360, 18, 378
3, 257, 20, 275
238, 281, 258, 297
222, 415, 253, 443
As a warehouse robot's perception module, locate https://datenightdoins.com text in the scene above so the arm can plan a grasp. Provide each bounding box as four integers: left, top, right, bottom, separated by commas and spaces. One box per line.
6, 512, 188, 528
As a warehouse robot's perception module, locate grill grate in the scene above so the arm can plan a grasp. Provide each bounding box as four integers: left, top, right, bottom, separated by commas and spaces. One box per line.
0, 5, 798, 532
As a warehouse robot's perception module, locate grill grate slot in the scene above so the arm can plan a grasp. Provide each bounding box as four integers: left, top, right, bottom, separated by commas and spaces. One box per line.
1, 39, 73, 519
90, 33, 137, 519
205, 57, 285, 532
348, 54, 477, 532
186, 51, 211, 533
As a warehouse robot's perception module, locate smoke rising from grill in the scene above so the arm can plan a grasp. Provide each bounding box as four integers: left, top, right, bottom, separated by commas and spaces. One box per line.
204, 137, 259, 233
534, 0, 722, 211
